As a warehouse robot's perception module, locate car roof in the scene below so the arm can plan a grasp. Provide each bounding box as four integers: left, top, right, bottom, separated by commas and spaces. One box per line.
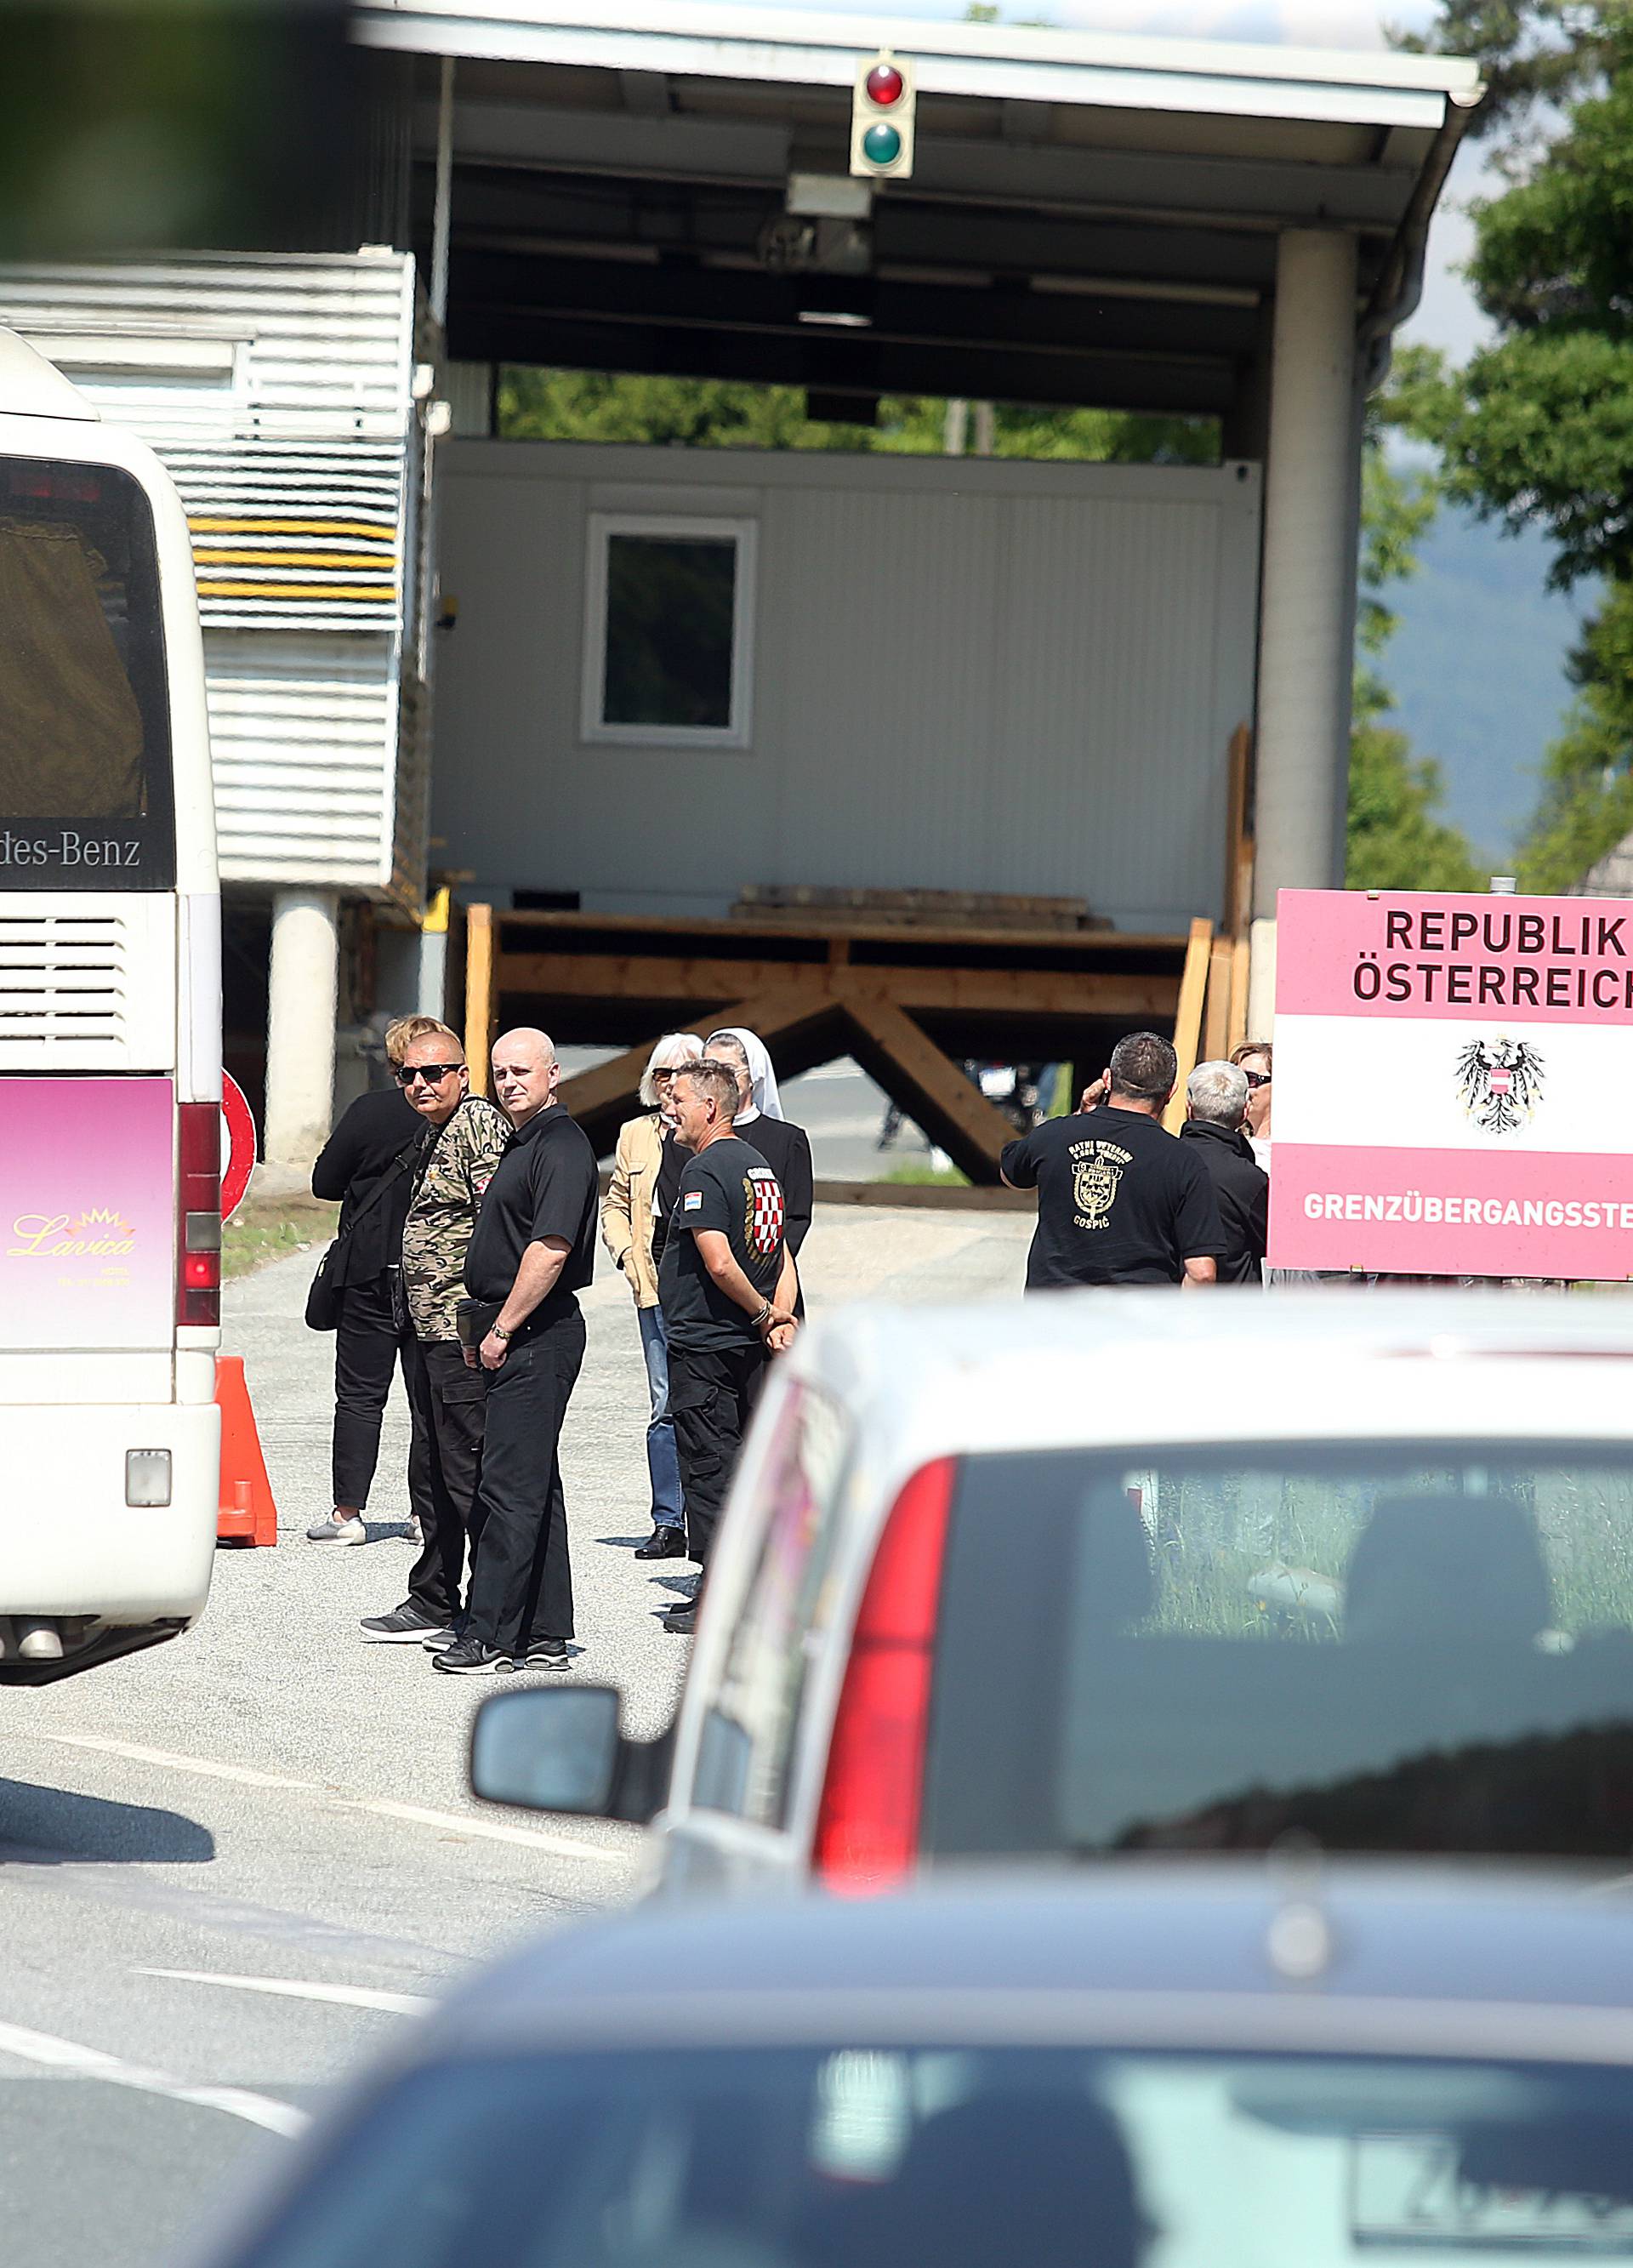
418, 1869, 1633, 2066
780, 1290, 1633, 1468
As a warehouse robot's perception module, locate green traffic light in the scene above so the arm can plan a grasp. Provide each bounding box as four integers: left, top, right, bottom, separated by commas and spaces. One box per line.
862, 121, 902, 167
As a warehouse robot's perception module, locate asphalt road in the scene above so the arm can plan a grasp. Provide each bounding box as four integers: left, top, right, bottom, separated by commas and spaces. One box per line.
0, 1196, 1031, 2268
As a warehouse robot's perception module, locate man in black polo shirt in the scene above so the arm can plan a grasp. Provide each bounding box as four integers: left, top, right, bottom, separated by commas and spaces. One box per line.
434, 1028, 599, 1676
1001, 1030, 1224, 1290
1179, 1059, 1269, 1285
658, 1057, 799, 1633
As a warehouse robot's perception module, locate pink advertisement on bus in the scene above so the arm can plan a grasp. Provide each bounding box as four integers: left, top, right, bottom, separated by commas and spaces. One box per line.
1269, 889, 1633, 1279
0, 1079, 174, 1346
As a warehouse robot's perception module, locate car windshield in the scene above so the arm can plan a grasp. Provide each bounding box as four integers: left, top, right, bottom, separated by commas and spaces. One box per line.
925, 1445, 1633, 1861
228, 2043, 1633, 2268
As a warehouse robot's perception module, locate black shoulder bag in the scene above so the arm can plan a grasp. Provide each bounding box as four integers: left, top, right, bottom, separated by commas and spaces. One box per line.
304, 1139, 422, 1333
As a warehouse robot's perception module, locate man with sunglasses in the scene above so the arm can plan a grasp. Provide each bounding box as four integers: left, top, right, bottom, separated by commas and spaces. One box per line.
359, 1023, 509, 1650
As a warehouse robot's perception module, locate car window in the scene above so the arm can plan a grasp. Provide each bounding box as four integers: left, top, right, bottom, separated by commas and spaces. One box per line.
925, 1445, 1633, 1862
229, 2044, 1633, 2268
691, 1382, 851, 1825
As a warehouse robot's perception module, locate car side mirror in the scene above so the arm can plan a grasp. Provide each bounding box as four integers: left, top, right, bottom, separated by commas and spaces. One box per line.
469, 1684, 670, 1824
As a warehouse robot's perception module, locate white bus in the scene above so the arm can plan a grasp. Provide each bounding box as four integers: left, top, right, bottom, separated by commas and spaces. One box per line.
0, 328, 221, 1684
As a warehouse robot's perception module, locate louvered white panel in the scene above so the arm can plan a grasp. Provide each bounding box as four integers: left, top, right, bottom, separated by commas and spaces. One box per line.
0, 898, 175, 1069
205, 632, 396, 888
0, 254, 425, 902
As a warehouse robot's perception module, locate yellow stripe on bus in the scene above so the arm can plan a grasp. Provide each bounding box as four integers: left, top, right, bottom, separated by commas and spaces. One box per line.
192, 550, 397, 569
195, 581, 400, 601
187, 519, 395, 541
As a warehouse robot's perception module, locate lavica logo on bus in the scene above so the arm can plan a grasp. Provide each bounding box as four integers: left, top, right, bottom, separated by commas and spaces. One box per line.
8, 1207, 137, 1260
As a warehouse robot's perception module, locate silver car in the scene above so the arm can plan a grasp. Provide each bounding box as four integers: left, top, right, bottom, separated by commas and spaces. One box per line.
478, 1291, 1633, 1892
195, 1870, 1633, 2268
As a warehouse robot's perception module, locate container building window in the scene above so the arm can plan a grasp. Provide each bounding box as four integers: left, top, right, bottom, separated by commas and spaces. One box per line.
581, 513, 755, 748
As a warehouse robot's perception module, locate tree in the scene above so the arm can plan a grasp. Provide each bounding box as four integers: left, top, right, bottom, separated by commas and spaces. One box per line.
1345, 396, 1485, 891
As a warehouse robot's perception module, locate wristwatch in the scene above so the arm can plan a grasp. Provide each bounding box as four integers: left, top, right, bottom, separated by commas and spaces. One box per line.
491, 1322, 513, 1342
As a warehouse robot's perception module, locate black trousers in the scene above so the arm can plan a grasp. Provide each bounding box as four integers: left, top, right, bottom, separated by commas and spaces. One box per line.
464, 1302, 586, 1654
333, 1270, 427, 1513
404, 1337, 488, 1623
669, 1338, 769, 1569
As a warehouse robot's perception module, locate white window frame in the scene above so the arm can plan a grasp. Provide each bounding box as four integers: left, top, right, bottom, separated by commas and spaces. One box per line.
581, 511, 757, 750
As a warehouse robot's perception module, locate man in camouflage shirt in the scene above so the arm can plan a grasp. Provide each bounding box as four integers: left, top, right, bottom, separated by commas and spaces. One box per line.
359, 1021, 509, 1648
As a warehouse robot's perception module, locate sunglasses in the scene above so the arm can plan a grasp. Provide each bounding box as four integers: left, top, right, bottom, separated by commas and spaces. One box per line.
397, 1062, 462, 1086
1241, 1069, 1272, 1090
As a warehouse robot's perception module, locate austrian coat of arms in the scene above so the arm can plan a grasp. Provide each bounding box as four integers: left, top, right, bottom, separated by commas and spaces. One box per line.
1454, 1037, 1545, 1136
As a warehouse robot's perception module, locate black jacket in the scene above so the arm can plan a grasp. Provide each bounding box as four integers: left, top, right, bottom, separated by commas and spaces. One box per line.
311, 1086, 423, 1286
737, 1114, 814, 1257
1177, 1118, 1269, 1285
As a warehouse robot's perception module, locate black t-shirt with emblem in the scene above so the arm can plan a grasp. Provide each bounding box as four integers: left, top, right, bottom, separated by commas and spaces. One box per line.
463, 1103, 599, 1321
1002, 1104, 1225, 1289
658, 1133, 786, 1351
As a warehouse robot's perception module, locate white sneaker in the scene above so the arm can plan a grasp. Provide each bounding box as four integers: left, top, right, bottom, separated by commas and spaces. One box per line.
306, 1512, 366, 1545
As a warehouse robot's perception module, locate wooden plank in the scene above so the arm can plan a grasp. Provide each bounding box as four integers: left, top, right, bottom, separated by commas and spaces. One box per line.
556, 990, 834, 1157
493, 906, 1190, 957
1227, 935, 1253, 1055
499, 950, 1176, 1021
464, 903, 496, 1097
1162, 915, 1214, 1134
1222, 721, 1254, 940
1203, 936, 1233, 1063
841, 993, 1017, 1186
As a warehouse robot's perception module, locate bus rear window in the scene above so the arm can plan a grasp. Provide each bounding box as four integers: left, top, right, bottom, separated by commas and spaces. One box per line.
0, 456, 175, 889
925, 1443, 1633, 1866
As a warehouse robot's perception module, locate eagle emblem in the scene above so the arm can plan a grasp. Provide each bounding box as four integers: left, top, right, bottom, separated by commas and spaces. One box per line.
1073, 1152, 1122, 1222
1454, 1037, 1545, 1136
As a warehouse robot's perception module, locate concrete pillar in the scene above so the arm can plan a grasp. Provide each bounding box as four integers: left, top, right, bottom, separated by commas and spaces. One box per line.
264, 887, 339, 1170
1249, 226, 1361, 1039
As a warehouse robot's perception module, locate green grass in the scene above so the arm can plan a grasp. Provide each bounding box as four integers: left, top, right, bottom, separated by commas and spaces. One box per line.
882, 1161, 970, 1188
222, 1195, 338, 1281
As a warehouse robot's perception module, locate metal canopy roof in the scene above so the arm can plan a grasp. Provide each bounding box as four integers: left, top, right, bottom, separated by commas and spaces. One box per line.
354, 1, 1483, 419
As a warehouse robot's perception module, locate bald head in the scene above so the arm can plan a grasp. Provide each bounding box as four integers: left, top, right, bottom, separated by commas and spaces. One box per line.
492, 1026, 560, 1126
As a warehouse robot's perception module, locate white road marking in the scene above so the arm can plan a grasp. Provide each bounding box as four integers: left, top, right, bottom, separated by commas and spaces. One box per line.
0, 2017, 305, 2136
38, 1731, 624, 1867
139, 1969, 432, 2016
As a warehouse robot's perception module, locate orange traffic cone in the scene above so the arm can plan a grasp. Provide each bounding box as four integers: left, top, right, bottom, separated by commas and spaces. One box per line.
216, 1355, 278, 1547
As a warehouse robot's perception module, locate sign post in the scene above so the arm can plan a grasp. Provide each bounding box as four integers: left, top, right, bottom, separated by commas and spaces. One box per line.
1268, 886, 1633, 1280
220, 1072, 256, 1224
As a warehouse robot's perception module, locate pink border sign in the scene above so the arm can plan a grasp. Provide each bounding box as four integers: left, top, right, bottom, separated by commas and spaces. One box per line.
1268, 888, 1633, 1279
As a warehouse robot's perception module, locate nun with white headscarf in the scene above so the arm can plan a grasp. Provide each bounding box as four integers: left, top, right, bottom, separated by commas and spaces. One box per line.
703, 1025, 814, 1257
600, 1031, 703, 1558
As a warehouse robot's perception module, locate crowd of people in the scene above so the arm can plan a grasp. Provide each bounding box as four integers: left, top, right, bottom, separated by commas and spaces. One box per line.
304, 1016, 812, 1669
301, 1015, 1274, 1674
1000, 1030, 1272, 1291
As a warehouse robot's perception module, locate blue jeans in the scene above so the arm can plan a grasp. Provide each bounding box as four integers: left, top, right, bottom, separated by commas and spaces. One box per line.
639, 1303, 684, 1527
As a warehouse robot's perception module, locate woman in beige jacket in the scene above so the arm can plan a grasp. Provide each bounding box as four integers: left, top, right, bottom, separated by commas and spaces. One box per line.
600, 1032, 703, 1557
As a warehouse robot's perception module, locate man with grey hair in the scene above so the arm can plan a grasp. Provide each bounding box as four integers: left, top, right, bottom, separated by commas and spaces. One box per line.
1180, 1060, 1269, 1285
1002, 1029, 1224, 1289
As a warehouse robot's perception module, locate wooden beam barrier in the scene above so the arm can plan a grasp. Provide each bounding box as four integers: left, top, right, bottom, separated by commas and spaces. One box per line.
499, 951, 1176, 1022
1162, 916, 1214, 1134
557, 990, 838, 1157
842, 993, 1020, 1185
464, 903, 497, 1096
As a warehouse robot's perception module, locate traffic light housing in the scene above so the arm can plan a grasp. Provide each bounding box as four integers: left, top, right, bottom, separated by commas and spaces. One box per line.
851, 51, 915, 181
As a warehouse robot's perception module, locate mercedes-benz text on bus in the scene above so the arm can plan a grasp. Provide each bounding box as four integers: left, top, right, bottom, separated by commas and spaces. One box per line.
0, 329, 221, 1684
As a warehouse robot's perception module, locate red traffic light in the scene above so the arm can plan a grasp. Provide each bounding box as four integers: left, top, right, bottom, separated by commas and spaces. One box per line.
865, 61, 905, 106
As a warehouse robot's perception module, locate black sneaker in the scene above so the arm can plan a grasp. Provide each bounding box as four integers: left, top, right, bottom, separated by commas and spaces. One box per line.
635, 1525, 688, 1560
517, 1636, 571, 1671
422, 1614, 468, 1652
662, 1603, 697, 1635
431, 1637, 512, 1675
361, 1601, 450, 1644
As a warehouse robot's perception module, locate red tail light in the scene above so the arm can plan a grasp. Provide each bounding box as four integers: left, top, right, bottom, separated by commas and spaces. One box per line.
813, 1456, 954, 1897
178, 1100, 221, 1327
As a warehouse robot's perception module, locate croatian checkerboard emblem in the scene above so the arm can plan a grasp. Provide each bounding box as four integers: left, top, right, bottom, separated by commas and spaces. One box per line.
745, 1167, 785, 1258
1455, 1036, 1545, 1136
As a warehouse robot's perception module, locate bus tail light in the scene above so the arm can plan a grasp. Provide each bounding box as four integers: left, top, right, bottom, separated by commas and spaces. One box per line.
812, 1457, 954, 1897
178, 1101, 221, 1327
